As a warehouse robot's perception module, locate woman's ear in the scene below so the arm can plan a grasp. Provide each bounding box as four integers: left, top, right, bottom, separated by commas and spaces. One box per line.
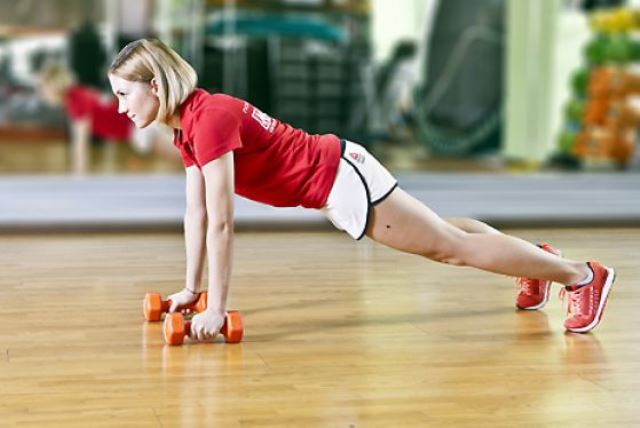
150, 77, 159, 95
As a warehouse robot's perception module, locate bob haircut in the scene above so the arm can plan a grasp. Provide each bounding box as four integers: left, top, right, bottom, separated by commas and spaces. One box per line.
108, 38, 197, 123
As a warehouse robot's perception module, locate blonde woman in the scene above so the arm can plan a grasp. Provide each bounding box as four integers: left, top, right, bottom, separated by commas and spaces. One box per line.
38, 64, 132, 174
38, 63, 168, 174
108, 38, 615, 341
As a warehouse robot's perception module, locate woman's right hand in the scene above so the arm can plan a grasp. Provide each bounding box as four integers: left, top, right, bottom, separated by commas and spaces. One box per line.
167, 288, 201, 313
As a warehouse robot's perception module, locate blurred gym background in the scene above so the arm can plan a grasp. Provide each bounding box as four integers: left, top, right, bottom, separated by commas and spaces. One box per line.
1, 0, 639, 230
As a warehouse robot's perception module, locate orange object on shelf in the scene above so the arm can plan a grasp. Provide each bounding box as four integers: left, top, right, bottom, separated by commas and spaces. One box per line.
583, 96, 610, 125
606, 98, 640, 128
573, 125, 635, 165
588, 67, 633, 97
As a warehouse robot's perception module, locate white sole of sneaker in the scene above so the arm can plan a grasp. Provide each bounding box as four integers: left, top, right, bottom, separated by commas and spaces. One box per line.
566, 267, 616, 333
517, 281, 552, 310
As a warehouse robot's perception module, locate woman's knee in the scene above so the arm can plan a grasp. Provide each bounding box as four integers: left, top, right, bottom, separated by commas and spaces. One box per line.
420, 229, 469, 266
445, 217, 500, 235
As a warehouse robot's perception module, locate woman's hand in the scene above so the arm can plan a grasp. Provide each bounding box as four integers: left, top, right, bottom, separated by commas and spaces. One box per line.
167, 288, 200, 313
190, 308, 226, 341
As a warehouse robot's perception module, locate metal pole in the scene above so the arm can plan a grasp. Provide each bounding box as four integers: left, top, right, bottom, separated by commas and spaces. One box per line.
222, 0, 236, 94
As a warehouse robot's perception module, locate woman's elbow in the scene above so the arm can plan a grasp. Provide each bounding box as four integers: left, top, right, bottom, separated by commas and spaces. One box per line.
208, 219, 234, 236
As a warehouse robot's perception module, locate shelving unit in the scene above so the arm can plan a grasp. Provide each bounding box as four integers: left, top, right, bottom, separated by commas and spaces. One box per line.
557, 7, 640, 169
201, 0, 373, 141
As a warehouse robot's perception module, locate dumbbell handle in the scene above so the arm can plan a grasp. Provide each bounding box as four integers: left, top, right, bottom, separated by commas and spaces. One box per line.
183, 311, 243, 343
164, 310, 243, 345
167, 297, 202, 312
148, 299, 184, 318
144, 291, 209, 322
184, 317, 229, 340
163, 293, 207, 313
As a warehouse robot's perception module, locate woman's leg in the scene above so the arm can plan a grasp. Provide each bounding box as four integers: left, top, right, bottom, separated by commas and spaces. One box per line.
366, 188, 589, 286
445, 217, 501, 235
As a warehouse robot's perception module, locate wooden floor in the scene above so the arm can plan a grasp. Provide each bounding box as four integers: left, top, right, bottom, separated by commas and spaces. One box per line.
0, 228, 638, 427
0, 138, 503, 175
0, 140, 182, 175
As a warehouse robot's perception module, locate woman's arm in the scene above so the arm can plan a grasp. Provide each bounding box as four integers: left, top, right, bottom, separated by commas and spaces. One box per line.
184, 165, 208, 293
70, 119, 90, 175
201, 151, 235, 316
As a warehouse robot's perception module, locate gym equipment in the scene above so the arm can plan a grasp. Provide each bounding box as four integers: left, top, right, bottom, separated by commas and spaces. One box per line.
585, 36, 608, 65
571, 68, 589, 96
583, 97, 610, 125
565, 98, 586, 123
588, 66, 630, 97
143, 291, 208, 322
163, 311, 244, 346
605, 35, 631, 64
414, 0, 504, 155
558, 129, 578, 154
573, 125, 635, 166
556, 6, 640, 168
606, 98, 640, 128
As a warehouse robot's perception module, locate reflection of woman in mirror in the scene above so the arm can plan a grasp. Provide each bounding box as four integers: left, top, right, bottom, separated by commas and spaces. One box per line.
38, 63, 162, 175
107, 38, 615, 342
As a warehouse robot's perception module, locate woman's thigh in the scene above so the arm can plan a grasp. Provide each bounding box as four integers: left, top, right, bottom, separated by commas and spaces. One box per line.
366, 188, 466, 257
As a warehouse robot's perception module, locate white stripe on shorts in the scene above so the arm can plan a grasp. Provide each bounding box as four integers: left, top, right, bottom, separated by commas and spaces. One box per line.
320, 140, 397, 240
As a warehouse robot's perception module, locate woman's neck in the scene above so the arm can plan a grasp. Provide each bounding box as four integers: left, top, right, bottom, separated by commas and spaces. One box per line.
166, 113, 181, 129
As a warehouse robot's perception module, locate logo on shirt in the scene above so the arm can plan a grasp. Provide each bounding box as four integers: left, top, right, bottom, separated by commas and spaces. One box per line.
349, 152, 365, 164
251, 107, 276, 133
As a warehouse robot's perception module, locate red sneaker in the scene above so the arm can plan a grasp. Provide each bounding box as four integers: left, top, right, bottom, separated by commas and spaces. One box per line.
516, 243, 562, 310
562, 261, 615, 333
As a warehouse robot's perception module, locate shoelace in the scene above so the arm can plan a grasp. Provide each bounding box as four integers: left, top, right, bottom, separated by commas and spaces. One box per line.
559, 286, 592, 316
516, 277, 539, 295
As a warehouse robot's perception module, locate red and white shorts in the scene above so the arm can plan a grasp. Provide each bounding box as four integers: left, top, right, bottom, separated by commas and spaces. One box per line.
320, 140, 398, 240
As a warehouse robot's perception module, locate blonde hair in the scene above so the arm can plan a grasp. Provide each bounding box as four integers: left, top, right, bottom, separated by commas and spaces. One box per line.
108, 38, 197, 123
39, 63, 75, 98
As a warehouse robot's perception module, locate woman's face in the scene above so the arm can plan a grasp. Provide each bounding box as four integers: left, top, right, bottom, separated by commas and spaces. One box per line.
108, 74, 160, 128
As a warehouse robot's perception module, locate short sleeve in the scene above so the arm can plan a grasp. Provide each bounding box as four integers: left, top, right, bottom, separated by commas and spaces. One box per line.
173, 130, 196, 168
178, 144, 196, 168
191, 108, 242, 167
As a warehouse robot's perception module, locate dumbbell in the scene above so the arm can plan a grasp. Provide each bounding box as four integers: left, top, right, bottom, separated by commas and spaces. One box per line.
143, 291, 208, 322
163, 310, 244, 346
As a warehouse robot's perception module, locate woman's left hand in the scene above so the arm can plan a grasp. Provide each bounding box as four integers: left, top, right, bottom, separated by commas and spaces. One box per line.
190, 308, 226, 342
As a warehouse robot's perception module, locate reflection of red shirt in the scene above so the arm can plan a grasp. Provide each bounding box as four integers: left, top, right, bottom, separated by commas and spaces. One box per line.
64, 85, 132, 141
174, 89, 341, 209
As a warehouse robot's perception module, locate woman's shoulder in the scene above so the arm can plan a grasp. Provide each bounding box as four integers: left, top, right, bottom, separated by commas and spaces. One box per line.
182, 90, 245, 133
66, 84, 96, 100
190, 90, 246, 116
64, 84, 101, 117
208, 91, 245, 108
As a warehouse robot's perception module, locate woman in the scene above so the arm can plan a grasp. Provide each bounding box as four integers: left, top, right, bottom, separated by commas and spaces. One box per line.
38, 63, 166, 174
108, 39, 614, 341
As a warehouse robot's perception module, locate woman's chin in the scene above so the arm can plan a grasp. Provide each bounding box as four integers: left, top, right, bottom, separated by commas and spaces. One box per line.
134, 119, 152, 129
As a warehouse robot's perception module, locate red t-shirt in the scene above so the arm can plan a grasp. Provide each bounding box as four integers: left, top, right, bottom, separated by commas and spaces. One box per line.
64, 85, 132, 141
173, 89, 341, 209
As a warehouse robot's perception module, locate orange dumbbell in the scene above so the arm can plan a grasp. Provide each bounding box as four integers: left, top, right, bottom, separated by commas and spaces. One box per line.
143, 291, 208, 322
163, 310, 244, 346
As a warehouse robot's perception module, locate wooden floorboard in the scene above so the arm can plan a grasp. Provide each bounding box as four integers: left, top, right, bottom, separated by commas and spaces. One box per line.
0, 228, 638, 426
